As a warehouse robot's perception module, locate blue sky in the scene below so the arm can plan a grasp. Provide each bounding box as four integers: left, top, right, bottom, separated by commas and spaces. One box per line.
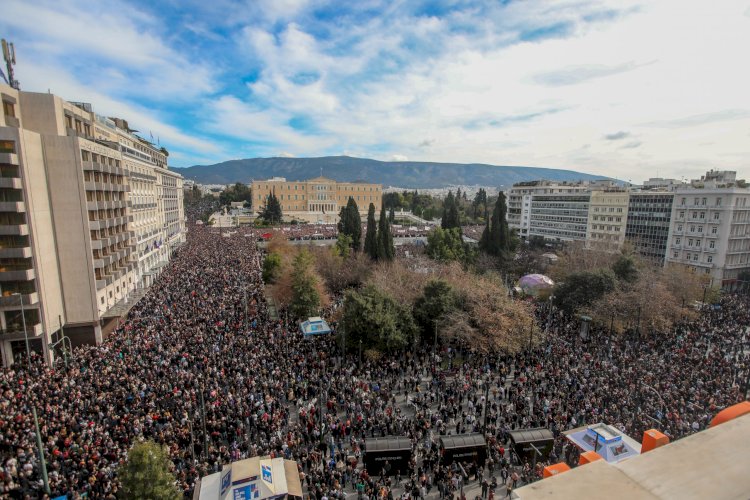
1, 0, 749, 182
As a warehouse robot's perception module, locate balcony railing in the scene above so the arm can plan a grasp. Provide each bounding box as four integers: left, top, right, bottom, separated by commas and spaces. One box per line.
0, 201, 25, 212
0, 292, 39, 307
0, 268, 35, 281
0, 224, 29, 236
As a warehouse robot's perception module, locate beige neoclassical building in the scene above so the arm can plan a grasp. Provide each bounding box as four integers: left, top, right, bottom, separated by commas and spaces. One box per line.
251, 176, 382, 223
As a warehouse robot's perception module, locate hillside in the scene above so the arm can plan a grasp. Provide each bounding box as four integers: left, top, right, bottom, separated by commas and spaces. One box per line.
178, 156, 610, 188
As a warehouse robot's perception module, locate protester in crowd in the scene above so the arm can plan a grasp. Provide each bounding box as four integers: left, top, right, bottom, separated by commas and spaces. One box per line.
0, 223, 746, 498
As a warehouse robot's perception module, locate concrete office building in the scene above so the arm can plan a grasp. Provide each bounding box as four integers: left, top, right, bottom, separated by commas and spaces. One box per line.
586, 190, 629, 251
665, 171, 750, 289
251, 176, 381, 224
625, 192, 675, 265
0, 83, 185, 365
528, 193, 591, 242
507, 181, 590, 238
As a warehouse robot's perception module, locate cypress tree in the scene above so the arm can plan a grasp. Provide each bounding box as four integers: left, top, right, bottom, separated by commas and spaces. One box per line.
482, 192, 511, 258
364, 203, 378, 259
260, 190, 282, 224
337, 197, 362, 251
377, 206, 394, 261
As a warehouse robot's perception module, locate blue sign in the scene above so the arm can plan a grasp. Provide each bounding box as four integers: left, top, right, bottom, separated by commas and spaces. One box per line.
233, 483, 260, 500
261, 464, 273, 484
220, 467, 232, 498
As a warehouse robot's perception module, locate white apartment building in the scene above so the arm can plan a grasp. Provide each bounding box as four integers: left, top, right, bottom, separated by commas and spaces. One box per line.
0, 83, 185, 365
665, 171, 750, 289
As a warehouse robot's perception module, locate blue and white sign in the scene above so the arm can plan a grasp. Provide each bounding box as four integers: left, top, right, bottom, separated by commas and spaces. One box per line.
220, 467, 232, 499
233, 483, 260, 500
261, 464, 273, 484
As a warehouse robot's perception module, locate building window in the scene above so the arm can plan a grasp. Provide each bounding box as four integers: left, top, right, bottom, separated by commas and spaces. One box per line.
2, 100, 15, 117
713, 212, 719, 220
709, 240, 715, 249
716, 198, 722, 206
711, 227, 717, 234
0, 140, 15, 154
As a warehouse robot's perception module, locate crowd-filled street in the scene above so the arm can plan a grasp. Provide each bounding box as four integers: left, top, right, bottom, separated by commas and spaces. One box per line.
0, 225, 748, 499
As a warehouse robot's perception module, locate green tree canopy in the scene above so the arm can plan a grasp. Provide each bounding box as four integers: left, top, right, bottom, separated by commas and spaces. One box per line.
341, 284, 417, 352
334, 233, 353, 259
553, 269, 616, 315
118, 440, 181, 500
426, 227, 472, 263
220, 182, 252, 206
364, 203, 378, 260
290, 249, 321, 319
259, 191, 283, 224
612, 255, 639, 283
414, 279, 459, 341
262, 252, 282, 284
337, 197, 362, 250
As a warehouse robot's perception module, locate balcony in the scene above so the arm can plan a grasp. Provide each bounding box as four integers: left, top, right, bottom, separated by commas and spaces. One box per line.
0, 246, 31, 258
0, 268, 35, 281
0, 201, 25, 212
0, 153, 18, 166
0, 224, 28, 236
0, 292, 39, 307
0, 322, 43, 338
0, 177, 22, 189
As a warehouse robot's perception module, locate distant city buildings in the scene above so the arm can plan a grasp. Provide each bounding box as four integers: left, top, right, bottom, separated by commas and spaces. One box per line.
0, 83, 185, 366
251, 176, 381, 224
507, 170, 750, 289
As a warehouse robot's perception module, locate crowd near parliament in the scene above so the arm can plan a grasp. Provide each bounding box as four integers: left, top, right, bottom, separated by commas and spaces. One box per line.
0, 205, 748, 499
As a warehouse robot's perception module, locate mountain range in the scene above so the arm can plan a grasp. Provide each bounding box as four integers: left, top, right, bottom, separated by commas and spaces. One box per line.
178, 156, 609, 188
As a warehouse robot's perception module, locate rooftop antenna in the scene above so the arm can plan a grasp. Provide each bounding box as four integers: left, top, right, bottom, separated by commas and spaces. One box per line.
1, 39, 19, 89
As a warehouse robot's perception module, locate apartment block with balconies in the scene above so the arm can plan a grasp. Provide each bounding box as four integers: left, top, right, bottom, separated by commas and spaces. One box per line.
0, 85, 66, 366
0, 83, 185, 365
665, 171, 750, 289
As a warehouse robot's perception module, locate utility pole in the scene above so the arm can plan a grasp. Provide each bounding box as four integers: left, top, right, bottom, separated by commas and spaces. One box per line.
483, 382, 490, 430
433, 319, 438, 359
200, 384, 209, 460
15, 293, 31, 371
528, 317, 534, 352
32, 407, 50, 495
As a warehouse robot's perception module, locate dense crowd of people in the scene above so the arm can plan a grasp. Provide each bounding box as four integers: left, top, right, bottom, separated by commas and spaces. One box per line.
0, 223, 747, 499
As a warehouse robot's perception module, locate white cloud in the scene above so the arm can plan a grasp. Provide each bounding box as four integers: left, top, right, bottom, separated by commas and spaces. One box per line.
4, 0, 749, 180
4, 0, 215, 100
390, 154, 408, 162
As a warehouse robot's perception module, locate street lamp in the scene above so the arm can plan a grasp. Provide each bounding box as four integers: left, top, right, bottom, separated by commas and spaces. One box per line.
12, 292, 31, 371
433, 319, 438, 359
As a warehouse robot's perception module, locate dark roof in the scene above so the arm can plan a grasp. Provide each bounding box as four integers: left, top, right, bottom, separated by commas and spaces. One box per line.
440, 433, 486, 450
366, 436, 412, 452
508, 428, 554, 444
